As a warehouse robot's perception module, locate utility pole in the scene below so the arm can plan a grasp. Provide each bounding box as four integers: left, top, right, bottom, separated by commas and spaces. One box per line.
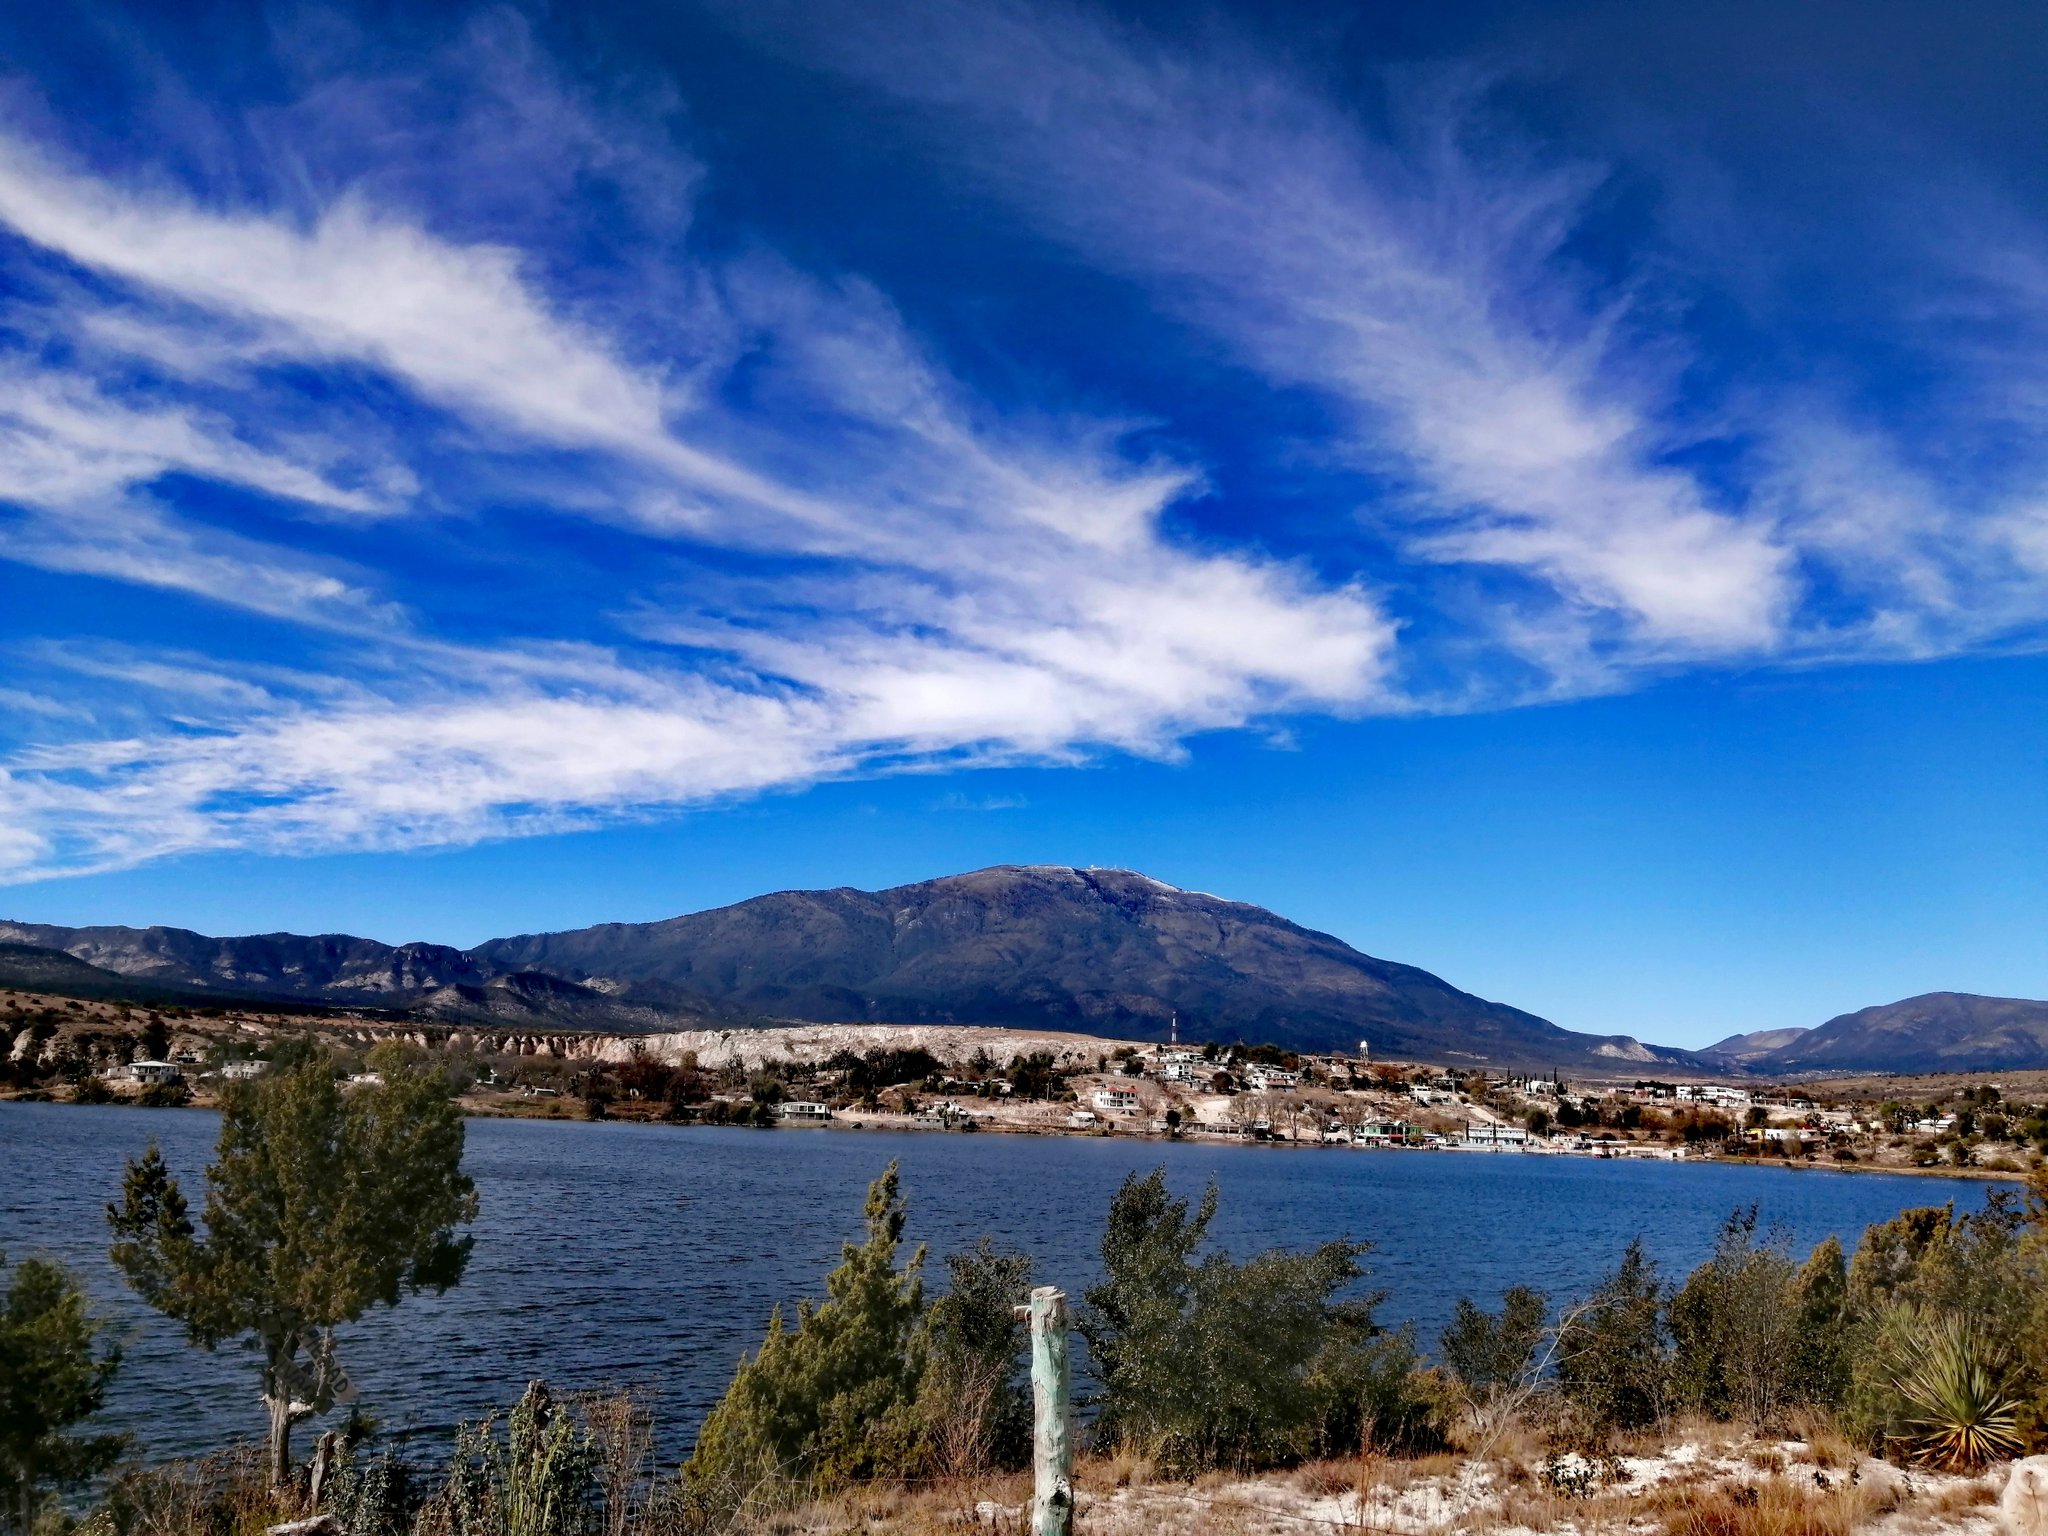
1013, 1286, 1074, 1536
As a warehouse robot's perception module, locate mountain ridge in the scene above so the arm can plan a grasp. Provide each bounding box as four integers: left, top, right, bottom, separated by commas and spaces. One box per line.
12, 874, 2044, 1073
1746, 992, 2048, 1075
2, 865, 1704, 1070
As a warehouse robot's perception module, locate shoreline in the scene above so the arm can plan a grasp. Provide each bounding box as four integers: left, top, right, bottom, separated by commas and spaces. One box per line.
20, 1091, 2019, 1184
447, 1097, 2032, 1183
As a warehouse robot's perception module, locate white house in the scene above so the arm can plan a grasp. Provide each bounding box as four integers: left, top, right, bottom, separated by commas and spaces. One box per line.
778, 1101, 832, 1122
1068, 1110, 1098, 1129
1243, 1066, 1299, 1092
123, 1060, 182, 1086
1462, 1123, 1529, 1148
217, 1060, 264, 1080
1092, 1088, 1140, 1113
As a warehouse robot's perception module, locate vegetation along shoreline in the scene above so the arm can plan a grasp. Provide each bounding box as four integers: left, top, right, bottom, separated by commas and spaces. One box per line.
6, 1041, 2048, 1536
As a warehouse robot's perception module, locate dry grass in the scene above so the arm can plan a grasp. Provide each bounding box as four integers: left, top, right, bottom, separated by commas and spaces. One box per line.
96, 1446, 291, 1536
368, 1431, 2003, 1536
1079, 1443, 1156, 1491
1921, 1478, 1998, 1518
1646, 1461, 1909, 1536
1787, 1413, 1862, 1472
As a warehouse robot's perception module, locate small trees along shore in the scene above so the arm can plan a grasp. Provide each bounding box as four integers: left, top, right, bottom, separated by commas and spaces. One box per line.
107, 1046, 477, 1488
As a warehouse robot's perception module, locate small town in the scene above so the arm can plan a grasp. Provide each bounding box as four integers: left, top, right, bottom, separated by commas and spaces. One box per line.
10, 987, 2044, 1181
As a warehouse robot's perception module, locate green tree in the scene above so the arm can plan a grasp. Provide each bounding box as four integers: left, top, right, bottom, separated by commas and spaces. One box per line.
1556, 1238, 1667, 1435
1080, 1168, 1377, 1471
106, 1051, 477, 1488
0, 1252, 126, 1535
1668, 1209, 1800, 1427
683, 1165, 926, 1515
1441, 1285, 1547, 1430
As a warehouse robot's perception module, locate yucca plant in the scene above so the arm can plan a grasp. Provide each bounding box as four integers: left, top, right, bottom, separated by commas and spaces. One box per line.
1887, 1311, 2023, 1470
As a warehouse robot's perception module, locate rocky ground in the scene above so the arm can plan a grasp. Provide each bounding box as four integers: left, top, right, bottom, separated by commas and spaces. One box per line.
767, 1427, 2013, 1535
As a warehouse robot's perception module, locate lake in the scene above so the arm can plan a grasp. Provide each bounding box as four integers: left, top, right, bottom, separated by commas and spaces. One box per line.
0, 1103, 1995, 1467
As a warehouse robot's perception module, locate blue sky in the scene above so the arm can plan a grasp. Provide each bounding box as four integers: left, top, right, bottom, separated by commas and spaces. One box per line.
1, 0, 2045, 1048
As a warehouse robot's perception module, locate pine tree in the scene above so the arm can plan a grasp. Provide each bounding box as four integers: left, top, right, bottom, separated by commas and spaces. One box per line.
683, 1164, 926, 1515
0, 1251, 126, 1534
106, 1050, 476, 1488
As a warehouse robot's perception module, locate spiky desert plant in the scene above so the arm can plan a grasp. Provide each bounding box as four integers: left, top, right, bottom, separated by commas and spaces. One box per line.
1888, 1312, 2023, 1470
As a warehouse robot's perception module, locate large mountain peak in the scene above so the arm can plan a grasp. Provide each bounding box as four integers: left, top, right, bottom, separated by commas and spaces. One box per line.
5, 869, 1704, 1070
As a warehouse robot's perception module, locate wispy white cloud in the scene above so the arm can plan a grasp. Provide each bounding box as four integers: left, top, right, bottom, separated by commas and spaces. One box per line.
933, 791, 1028, 811
8, 0, 2048, 881
725, 1, 1797, 660
0, 11, 1395, 879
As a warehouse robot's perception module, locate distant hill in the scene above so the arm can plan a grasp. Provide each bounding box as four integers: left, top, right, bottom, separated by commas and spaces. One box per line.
4, 866, 1709, 1068
0, 921, 487, 1002
0, 941, 149, 998
1698, 1027, 1812, 1068
412, 971, 679, 1031
0, 941, 354, 1014
1752, 992, 2048, 1075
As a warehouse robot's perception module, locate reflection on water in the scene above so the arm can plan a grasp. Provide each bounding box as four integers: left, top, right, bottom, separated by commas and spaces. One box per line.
0, 1102, 1992, 1466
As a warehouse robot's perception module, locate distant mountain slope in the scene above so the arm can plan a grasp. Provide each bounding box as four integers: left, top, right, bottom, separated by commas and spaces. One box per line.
0, 921, 486, 1002
0, 941, 355, 1013
1698, 1027, 1812, 1067
5, 866, 1708, 1067
1752, 992, 2048, 1075
0, 941, 153, 997
412, 971, 681, 1031
470, 865, 1701, 1067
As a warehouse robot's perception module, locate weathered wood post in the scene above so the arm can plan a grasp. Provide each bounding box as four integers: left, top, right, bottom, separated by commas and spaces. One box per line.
1016, 1285, 1074, 1536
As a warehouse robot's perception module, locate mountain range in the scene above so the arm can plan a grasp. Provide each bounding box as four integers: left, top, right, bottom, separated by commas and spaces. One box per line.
3, 865, 1703, 1071
6, 866, 2044, 1074
1726, 993, 2048, 1076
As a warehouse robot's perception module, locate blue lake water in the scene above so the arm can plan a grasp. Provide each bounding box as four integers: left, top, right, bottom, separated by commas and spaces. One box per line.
0, 1103, 1996, 1468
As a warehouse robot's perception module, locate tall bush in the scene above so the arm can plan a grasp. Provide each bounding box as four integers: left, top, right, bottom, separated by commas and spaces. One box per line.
1668, 1209, 1799, 1427
916, 1239, 1032, 1476
1785, 1236, 1851, 1411
1839, 1198, 2048, 1454
1079, 1168, 1398, 1472
1440, 1286, 1547, 1437
417, 1381, 597, 1536
1555, 1239, 1666, 1436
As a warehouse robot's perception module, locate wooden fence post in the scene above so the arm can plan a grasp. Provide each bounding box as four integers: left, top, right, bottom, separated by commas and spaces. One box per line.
1019, 1285, 1073, 1536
